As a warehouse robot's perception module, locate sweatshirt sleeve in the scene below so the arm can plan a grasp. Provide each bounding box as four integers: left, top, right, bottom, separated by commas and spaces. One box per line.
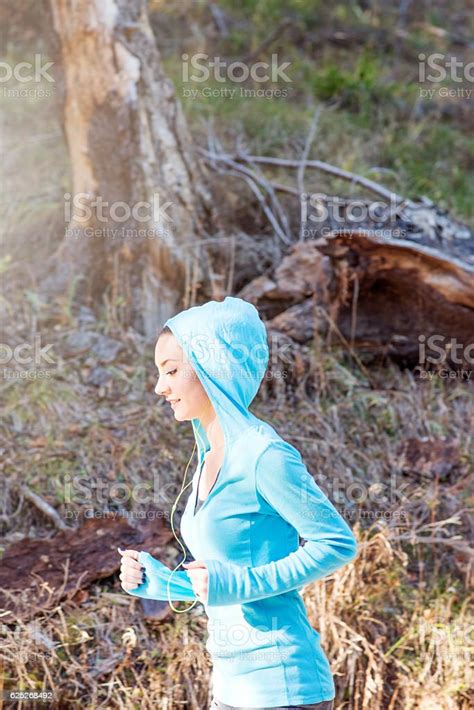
122, 551, 197, 602
204, 440, 358, 607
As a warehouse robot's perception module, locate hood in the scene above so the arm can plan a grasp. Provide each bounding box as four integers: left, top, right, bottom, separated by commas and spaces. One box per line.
164, 296, 269, 462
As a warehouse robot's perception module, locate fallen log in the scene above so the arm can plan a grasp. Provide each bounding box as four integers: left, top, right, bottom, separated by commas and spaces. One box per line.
238, 229, 474, 372
318, 229, 474, 368
0, 511, 175, 622
205, 139, 473, 375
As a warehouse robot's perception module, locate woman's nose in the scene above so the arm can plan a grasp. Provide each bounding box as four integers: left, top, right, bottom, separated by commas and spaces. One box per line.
155, 377, 168, 396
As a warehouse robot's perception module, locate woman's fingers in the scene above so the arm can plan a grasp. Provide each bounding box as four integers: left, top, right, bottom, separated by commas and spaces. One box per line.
122, 558, 144, 572
120, 564, 145, 581
120, 568, 144, 582
118, 548, 145, 590
120, 575, 140, 588
120, 569, 145, 586
118, 548, 145, 572
183, 560, 206, 569
185, 568, 208, 601
121, 579, 142, 591
118, 548, 140, 561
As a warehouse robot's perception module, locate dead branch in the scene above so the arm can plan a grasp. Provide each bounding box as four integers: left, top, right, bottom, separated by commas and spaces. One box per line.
20, 485, 71, 531
297, 106, 322, 240
242, 19, 293, 64
208, 157, 292, 245
389, 534, 473, 556
241, 153, 292, 241
206, 141, 291, 234
209, 3, 229, 37
200, 147, 411, 205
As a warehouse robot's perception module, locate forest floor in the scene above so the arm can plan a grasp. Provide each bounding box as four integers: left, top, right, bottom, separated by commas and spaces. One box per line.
1, 1, 473, 708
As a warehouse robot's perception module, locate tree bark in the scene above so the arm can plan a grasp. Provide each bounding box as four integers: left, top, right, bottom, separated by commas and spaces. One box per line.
46, 0, 212, 338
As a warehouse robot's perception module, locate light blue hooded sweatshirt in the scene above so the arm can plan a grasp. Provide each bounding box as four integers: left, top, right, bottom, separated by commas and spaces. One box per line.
125, 296, 358, 707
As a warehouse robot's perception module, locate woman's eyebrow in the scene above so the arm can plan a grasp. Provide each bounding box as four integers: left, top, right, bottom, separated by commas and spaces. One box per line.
157, 358, 178, 367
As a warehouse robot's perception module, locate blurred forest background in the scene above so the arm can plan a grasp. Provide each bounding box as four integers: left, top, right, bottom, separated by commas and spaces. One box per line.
0, 1, 473, 708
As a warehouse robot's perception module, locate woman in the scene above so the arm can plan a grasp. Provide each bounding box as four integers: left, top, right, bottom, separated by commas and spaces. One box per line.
119, 296, 357, 709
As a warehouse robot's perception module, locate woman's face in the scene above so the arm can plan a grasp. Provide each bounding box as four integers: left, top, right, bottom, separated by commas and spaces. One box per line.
154, 332, 212, 422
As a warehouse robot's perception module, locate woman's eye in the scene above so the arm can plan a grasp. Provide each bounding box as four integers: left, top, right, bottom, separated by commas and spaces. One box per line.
167, 369, 177, 376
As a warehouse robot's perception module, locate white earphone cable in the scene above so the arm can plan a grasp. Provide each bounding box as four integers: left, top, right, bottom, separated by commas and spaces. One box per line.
166, 422, 207, 612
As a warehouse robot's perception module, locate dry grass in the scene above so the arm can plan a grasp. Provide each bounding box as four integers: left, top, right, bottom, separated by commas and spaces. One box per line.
0, 309, 472, 708
304, 526, 473, 710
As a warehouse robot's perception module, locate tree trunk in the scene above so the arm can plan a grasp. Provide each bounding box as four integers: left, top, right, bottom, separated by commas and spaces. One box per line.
46, 0, 213, 338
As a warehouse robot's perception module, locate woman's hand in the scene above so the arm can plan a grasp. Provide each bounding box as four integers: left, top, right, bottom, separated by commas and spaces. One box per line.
118, 548, 145, 591
183, 560, 208, 603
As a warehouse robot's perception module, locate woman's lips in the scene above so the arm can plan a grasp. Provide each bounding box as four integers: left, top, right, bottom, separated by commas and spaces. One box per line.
170, 399, 180, 407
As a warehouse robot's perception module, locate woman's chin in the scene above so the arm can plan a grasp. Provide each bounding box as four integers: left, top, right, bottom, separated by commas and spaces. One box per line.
173, 407, 187, 421
170, 402, 193, 421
